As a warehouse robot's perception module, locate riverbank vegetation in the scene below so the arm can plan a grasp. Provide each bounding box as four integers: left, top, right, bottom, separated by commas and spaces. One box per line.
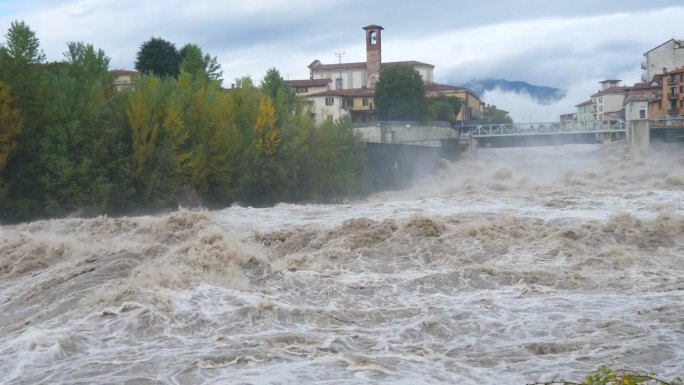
529, 367, 683, 385
0, 21, 370, 223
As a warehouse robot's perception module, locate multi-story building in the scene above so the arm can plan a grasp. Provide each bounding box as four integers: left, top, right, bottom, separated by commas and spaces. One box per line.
642, 39, 684, 82
560, 112, 577, 128
652, 67, 684, 117
575, 100, 593, 122
589, 80, 625, 121
425, 83, 483, 121
287, 78, 331, 96
291, 25, 482, 124
623, 80, 661, 121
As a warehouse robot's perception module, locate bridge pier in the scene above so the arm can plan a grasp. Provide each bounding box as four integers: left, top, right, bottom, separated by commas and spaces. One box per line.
629, 119, 650, 156
468, 136, 477, 156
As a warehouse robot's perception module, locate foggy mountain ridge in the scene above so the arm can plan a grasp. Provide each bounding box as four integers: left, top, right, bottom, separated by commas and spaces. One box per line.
463, 79, 566, 105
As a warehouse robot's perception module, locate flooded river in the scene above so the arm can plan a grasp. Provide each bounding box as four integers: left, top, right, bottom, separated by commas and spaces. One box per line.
1, 143, 683, 384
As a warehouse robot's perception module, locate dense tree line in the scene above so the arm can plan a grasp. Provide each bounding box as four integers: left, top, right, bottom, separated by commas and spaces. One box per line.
0, 22, 370, 223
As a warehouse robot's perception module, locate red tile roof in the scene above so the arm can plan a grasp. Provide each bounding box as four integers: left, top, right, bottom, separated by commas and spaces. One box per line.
112, 69, 139, 76
575, 100, 592, 107
591, 86, 626, 97
425, 83, 465, 92
286, 79, 331, 87
306, 88, 376, 98
310, 60, 435, 71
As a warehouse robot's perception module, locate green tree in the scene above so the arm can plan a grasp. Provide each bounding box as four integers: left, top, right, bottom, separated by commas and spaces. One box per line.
310, 117, 370, 200
0, 21, 47, 221
0, 81, 23, 205
126, 75, 166, 201
135, 37, 181, 78
179, 43, 223, 83
260, 68, 296, 119
482, 106, 514, 124
38, 42, 115, 214
374, 64, 426, 121
426, 95, 461, 123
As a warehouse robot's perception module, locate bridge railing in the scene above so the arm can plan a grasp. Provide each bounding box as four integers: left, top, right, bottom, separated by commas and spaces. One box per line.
464, 120, 626, 137
650, 116, 684, 128
353, 121, 458, 147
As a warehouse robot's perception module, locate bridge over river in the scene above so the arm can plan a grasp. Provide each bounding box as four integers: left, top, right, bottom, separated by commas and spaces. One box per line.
353, 120, 629, 150
352, 119, 679, 189
462, 120, 628, 149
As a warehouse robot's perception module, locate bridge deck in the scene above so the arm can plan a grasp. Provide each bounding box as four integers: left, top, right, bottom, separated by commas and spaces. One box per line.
463, 121, 627, 138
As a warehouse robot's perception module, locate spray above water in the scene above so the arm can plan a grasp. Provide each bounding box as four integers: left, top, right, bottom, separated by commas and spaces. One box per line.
0, 143, 683, 384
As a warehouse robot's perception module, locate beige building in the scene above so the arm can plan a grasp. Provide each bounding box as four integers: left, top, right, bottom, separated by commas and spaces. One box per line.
642, 39, 684, 82
623, 80, 661, 121
589, 80, 625, 121
291, 24, 481, 124
112, 69, 138, 90
425, 83, 483, 121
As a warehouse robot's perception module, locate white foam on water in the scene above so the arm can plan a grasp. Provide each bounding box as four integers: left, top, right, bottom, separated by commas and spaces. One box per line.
1, 143, 683, 384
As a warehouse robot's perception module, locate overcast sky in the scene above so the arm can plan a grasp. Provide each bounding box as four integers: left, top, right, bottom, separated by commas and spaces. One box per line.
1, 0, 683, 121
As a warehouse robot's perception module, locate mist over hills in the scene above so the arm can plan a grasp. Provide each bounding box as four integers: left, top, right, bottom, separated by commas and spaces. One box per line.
463, 79, 566, 105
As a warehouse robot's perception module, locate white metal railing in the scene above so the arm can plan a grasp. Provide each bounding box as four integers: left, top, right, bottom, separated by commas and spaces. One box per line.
463, 120, 627, 138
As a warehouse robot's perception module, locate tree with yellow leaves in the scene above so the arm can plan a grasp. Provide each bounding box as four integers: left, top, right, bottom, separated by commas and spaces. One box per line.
254, 94, 279, 156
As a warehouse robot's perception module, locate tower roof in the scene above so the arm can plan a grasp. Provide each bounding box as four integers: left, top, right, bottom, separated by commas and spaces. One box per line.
363, 24, 384, 30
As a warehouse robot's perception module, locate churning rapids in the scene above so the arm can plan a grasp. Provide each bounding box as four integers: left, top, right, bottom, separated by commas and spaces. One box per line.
1, 143, 683, 384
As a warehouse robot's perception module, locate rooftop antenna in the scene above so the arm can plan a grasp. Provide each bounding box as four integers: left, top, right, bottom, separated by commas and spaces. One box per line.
334, 51, 345, 89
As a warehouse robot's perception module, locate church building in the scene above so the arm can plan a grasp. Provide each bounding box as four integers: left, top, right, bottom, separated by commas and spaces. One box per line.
287, 25, 482, 124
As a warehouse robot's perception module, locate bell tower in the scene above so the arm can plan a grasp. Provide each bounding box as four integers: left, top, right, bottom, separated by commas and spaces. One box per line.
363, 24, 383, 88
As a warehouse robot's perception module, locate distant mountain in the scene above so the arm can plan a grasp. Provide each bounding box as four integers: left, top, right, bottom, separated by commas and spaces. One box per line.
462, 79, 566, 105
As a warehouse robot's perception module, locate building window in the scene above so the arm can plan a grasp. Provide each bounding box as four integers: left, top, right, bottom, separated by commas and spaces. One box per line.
335, 78, 342, 89
680, 85, 684, 93
362, 98, 369, 106
325, 96, 334, 106
599, 97, 602, 102
680, 74, 684, 82
344, 98, 354, 108
296, 86, 308, 93
639, 109, 646, 119
680, 100, 684, 108
599, 106, 603, 111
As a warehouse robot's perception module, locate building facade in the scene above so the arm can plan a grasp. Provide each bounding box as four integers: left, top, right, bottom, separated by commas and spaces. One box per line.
291, 25, 480, 124
575, 100, 593, 122
623, 80, 661, 121
652, 67, 684, 117
589, 80, 625, 121
112, 69, 138, 90
642, 39, 684, 82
